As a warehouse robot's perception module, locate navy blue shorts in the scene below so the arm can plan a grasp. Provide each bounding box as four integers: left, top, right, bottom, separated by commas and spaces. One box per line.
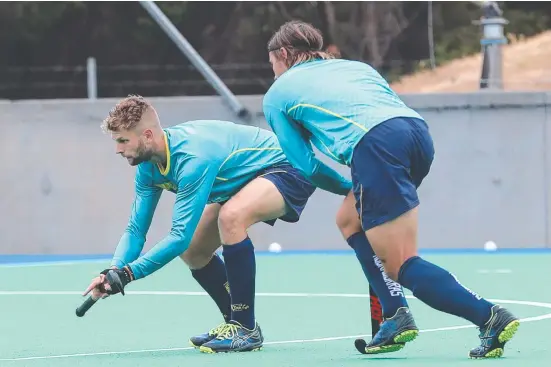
259, 164, 316, 226
219, 164, 316, 226
351, 117, 435, 231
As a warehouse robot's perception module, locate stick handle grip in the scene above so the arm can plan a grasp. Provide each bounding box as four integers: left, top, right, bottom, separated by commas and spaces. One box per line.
76, 295, 98, 317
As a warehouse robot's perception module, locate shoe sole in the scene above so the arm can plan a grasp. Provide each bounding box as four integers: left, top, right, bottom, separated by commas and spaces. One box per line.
469, 319, 520, 359
199, 345, 263, 354
356, 329, 419, 355
498, 319, 520, 344
364, 343, 405, 354
394, 329, 419, 344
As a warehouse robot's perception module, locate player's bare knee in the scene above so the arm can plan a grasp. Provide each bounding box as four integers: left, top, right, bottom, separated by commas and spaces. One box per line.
218, 204, 247, 239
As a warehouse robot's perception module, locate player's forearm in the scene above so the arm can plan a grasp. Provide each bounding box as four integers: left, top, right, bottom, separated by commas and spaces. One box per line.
127, 234, 186, 279
307, 161, 352, 196
111, 231, 145, 268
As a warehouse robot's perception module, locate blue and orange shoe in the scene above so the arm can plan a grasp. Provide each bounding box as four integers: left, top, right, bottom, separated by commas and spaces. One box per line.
189, 322, 227, 348
199, 321, 264, 353
469, 305, 520, 359
355, 307, 419, 354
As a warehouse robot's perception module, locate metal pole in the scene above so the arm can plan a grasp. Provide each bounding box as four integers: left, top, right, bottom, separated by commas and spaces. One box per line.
427, 1, 436, 70
87, 57, 97, 100
139, 1, 250, 120
473, 1, 508, 90
480, 17, 508, 89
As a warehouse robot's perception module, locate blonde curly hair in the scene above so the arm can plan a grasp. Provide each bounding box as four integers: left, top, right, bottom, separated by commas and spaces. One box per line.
101, 94, 152, 133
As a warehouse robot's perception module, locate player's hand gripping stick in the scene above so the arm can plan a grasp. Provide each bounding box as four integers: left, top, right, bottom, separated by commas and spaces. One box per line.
75, 268, 133, 317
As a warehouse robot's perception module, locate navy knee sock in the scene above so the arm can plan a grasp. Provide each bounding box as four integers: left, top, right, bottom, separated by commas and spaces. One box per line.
191, 254, 231, 322
222, 236, 256, 329
398, 256, 493, 327
347, 232, 408, 318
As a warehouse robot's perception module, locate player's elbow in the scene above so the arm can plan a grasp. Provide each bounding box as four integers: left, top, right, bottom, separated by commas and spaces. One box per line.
168, 228, 188, 252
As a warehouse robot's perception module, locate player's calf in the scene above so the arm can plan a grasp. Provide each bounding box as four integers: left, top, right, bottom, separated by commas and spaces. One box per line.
337, 193, 417, 354
187, 257, 232, 348
217, 177, 287, 330
366, 206, 496, 331
337, 194, 411, 318
181, 203, 233, 346
396, 246, 520, 357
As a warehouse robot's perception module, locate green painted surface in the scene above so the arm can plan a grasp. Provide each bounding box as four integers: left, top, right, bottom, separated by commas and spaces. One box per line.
0, 254, 549, 366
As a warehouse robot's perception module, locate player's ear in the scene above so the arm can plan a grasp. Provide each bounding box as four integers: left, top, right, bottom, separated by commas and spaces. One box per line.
279, 47, 288, 60
143, 129, 154, 140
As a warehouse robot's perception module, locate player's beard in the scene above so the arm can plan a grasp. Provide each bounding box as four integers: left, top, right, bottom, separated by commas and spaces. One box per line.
127, 139, 153, 166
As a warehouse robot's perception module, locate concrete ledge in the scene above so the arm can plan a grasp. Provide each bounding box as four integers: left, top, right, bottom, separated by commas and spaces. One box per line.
1, 92, 550, 114
403, 91, 550, 111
